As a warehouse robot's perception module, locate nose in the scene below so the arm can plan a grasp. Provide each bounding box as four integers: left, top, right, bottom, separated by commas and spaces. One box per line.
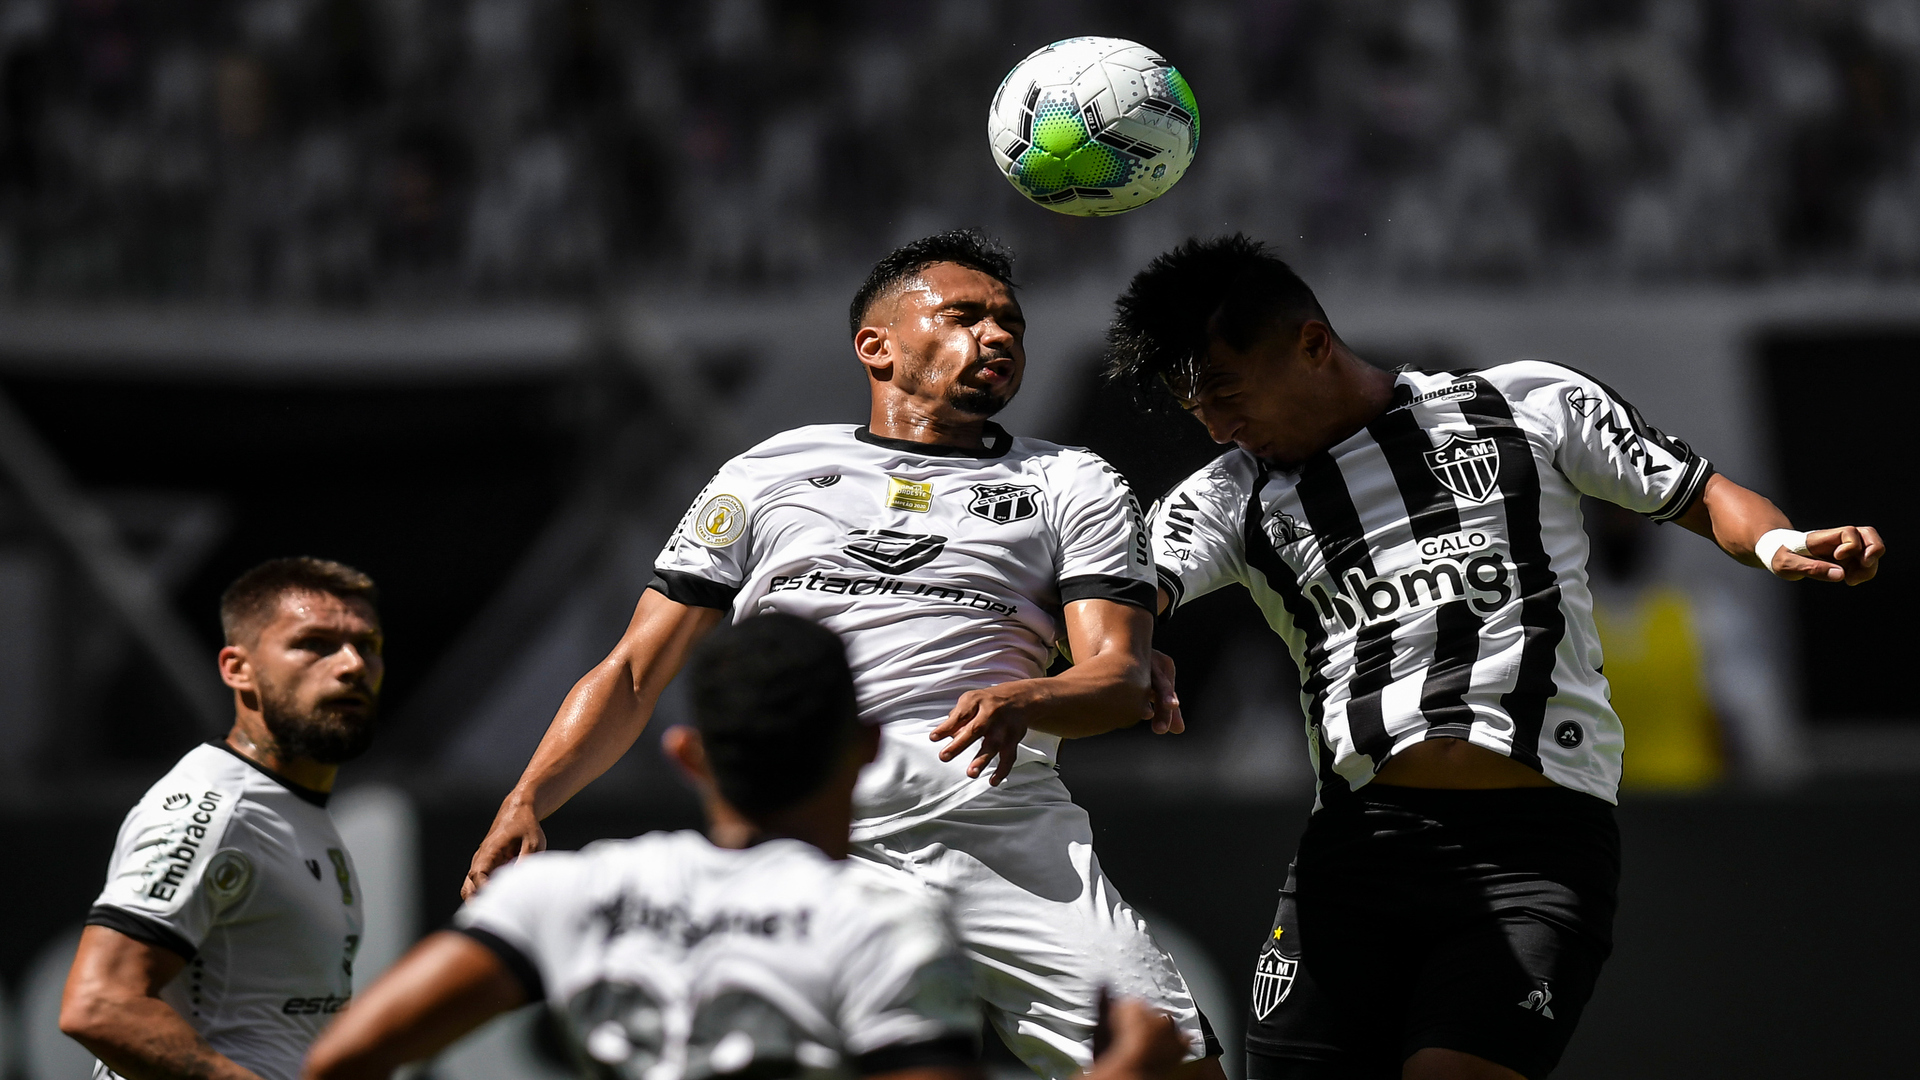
976, 317, 1015, 351
1193, 403, 1240, 446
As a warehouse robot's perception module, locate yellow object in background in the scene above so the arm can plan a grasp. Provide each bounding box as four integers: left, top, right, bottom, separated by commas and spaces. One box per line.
1594, 586, 1723, 790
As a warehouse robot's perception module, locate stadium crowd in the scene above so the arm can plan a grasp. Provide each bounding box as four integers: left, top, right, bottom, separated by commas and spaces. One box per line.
1, 0, 1918, 301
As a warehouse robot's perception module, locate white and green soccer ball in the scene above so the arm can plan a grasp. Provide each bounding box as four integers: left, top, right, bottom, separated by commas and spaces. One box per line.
988, 36, 1200, 217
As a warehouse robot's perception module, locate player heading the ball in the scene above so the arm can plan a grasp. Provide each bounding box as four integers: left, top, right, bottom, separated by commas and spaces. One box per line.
464, 230, 1226, 1080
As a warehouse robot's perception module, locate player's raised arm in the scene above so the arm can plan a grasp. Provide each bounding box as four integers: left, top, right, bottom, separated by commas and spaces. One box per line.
463, 589, 724, 898
1676, 472, 1884, 584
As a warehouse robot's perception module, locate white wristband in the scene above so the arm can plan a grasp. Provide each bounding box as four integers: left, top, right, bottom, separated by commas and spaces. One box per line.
1754, 528, 1810, 575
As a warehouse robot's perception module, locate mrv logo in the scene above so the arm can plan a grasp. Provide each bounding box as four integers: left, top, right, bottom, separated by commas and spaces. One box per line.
1308, 552, 1512, 630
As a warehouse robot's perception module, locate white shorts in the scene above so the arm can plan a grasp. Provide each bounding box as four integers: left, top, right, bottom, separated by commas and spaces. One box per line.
853, 777, 1219, 1080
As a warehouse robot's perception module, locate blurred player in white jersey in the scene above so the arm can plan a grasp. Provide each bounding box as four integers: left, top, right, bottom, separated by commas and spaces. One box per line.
463, 231, 1224, 1080
1108, 235, 1885, 1080
61, 558, 385, 1080
307, 614, 1191, 1080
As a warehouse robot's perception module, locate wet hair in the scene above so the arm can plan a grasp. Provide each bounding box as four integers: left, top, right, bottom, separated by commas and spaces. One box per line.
1105, 233, 1331, 408
687, 613, 860, 816
848, 228, 1017, 335
219, 557, 380, 645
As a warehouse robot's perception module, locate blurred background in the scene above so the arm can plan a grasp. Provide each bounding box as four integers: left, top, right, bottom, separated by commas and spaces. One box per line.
1, 1, 1915, 1078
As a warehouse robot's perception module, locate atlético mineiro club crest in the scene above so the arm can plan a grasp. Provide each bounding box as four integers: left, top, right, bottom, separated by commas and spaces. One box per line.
968, 483, 1041, 524
1252, 936, 1299, 1020
1424, 434, 1501, 504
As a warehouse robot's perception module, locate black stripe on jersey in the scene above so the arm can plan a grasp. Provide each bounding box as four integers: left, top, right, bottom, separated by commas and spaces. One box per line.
1460, 380, 1564, 771
1650, 458, 1714, 523
1368, 384, 1482, 739
1294, 451, 1397, 767
1240, 465, 1349, 799
648, 569, 741, 611
87, 903, 198, 961
1060, 573, 1158, 611
855, 1036, 979, 1075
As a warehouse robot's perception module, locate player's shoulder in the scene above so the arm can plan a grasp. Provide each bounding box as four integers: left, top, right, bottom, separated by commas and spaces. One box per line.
126, 743, 257, 824
1007, 436, 1128, 489
828, 853, 952, 941
1163, 448, 1260, 505
715, 425, 862, 480
1468, 359, 1603, 400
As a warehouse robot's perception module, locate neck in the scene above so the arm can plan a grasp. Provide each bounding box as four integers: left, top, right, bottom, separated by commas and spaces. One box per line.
704, 792, 851, 860
866, 389, 993, 449
224, 718, 338, 793
1315, 346, 1397, 451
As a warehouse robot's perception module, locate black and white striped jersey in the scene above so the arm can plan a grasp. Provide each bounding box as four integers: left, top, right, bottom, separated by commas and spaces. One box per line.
1150, 362, 1714, 805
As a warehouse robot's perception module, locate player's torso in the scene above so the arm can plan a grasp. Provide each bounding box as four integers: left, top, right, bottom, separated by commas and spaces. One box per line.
166, 790, 363, 1078
544, 837, 907, 1080
716, 430, 1072, 719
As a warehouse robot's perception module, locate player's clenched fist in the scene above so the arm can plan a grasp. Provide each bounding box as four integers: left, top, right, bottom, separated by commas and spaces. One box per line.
1768, 525, 1886, 585
462, 799, 547, 900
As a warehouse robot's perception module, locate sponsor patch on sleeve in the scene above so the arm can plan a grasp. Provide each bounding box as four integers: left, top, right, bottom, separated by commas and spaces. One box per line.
694, 494, 746, 547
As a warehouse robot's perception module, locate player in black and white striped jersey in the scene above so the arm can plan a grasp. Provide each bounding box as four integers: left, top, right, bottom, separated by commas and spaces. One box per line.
1109, 235, 1884, 1080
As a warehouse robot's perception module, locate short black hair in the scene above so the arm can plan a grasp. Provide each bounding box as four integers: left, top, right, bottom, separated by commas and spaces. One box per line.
219, 557, 380, 645
687, 613, 860, 816
1105, 233, 1331, 407
848, 228, 1017, 335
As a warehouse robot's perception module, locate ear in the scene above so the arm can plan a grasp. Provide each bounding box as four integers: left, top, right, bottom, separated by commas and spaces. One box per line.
853, 325, 893, 379
1297, 320, 1335, 366
218, 644, 254, 693
661, 725, 712, 786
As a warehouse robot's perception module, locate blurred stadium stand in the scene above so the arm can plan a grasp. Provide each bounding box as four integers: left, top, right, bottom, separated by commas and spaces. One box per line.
3, 2, 1919, 1078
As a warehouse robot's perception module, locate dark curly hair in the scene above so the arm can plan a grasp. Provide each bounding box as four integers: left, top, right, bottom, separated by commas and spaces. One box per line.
219, 557, 379, 645
1105, 233, 1330, 408
849, 228, 1017, 335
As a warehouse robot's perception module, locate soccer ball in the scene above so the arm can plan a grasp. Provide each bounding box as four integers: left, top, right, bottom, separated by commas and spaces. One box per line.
988, 37, 1200, 217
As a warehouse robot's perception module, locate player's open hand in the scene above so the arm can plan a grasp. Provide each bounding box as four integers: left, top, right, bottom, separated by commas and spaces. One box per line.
932, 684, 1033, 786
462, 800, 547, 900
1776, 525, 1886, 585
1148, 650, 1184, 735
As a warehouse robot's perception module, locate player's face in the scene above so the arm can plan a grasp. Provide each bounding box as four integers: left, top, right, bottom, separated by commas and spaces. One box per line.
1179, 320, 1335, 466
884, 262, 1026, 418
248, 591, 385, 764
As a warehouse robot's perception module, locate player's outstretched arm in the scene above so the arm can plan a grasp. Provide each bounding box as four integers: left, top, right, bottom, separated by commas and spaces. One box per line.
60, 926, 264, 1080
1677, 473, 1885, 584
464, 590, 725, 898
932, 598, 1156, 785
304, 933, 526, 1080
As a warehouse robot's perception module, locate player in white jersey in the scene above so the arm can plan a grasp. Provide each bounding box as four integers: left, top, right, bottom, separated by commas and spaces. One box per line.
61, 558, 386, 1080
463, 231, 1223, 1080
1107, 236, 1885, 1080
307, 614, 1191, 1080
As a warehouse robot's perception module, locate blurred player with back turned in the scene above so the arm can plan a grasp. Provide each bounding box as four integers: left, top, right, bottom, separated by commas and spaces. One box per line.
464, 230, 1223, 1080
307, 613, 1191, 1080
1108, 235, 1884, 1080
60, 559, 385, 1080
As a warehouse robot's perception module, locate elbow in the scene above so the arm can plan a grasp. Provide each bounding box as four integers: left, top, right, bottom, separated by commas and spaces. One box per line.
58, 993, 112, 1045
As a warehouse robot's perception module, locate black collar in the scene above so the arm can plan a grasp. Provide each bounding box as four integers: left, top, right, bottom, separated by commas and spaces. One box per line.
855, 423, 1014, 459
210, 741, 332, 808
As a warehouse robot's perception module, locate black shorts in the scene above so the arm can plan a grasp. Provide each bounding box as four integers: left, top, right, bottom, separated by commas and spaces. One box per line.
1245, 784, 1620, 1080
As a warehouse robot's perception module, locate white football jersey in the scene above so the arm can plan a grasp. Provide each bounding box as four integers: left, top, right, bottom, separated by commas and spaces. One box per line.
1151, 362, 1714, 805
87, 742, 363, 1080
652, 423, 1153, 838
456, 831, 978, 1080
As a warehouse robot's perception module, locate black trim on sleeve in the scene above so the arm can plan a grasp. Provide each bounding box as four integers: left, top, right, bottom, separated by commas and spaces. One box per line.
1059, 575, 1157, 612
854, 1035, 979, 1075
208, 742, 330, 807
647, 570, 742, 611
456, 926, 546, 1002
1153, 567, 1185, 624
855, 423, 1015, 459
1196, 1007, 1224, 1059
1649, 460, 1715, 524
87, 904, 197, 962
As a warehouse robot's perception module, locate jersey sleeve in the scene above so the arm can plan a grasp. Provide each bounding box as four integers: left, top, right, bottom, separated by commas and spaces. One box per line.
1051, 452, 1156, 611
833, 883, 979, 1072
1515, 364, 1713, 522
453, 851, 587, 1003
650, 456, 759, 610
87, 784, 251, 960
1150, 462, 1249, 612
